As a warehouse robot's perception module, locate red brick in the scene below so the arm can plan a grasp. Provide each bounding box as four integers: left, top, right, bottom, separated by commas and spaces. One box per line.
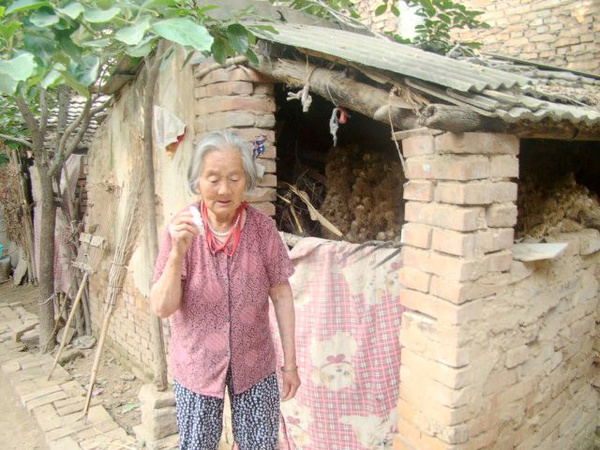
401, 348, 473, 392
257, 173, 277, 188
399, 266, 431, 293
432, 229, 476, 257
490, 155, 519, 179
402, 247, 484, 281
395, 417, 455, 450
435, 181, 493, 205
233, 128, 276, 144
256, 157, 276, 173
429, 276, 500, 304
485, 250, 513, 272
475, 228, 514, 253
244, 187, 276, 203
401, 223, 432, 249
401, 364, 472, 409
435, 132, 519, 155
404, 180, 434, 202
402, 134, 435, 157
400, 288, 481, 324
195, 81, 254, 98
196, 96, 275, 115
255, 114, 276, 128
196, 66, 269, 85
404, 202, 485, 232
400, 311, 470, 368
486, 203, 518, 227
491, 181, 518, 202
433, 156, 490, 181
253, 83, 274, 95
201, 111, 256, 129
405, 157, 434, 179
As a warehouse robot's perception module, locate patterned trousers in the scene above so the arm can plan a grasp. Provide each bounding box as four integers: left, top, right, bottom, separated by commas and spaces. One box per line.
173, 372, 279, 450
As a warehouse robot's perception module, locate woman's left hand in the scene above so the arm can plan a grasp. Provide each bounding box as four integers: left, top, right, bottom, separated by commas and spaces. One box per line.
281, 370, 301, 402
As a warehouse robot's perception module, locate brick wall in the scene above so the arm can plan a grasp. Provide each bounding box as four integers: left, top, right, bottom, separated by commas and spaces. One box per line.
355, 0, 600, 74
453, 0, 600, 74
396, 131, 599, 449
354, 0, 398, 34
194, 63, 279, 216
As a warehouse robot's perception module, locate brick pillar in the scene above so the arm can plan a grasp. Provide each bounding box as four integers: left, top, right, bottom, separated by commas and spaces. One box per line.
395, 132, 519, 449
194, 64, 277, 215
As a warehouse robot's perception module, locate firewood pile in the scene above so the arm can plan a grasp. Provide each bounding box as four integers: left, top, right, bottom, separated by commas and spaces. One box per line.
277, 143, 405, 243
516, 172, 600, 239
0, 154, 25, 246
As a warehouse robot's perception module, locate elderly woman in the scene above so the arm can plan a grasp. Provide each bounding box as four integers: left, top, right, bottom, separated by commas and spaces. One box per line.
150, 130, 300, 450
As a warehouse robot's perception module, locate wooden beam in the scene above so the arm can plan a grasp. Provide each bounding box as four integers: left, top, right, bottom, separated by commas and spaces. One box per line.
420, 104, 600, 141
254, 56, 420, 129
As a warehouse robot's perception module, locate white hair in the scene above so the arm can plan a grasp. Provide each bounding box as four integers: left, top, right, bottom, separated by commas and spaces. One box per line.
187, 130, 259, 194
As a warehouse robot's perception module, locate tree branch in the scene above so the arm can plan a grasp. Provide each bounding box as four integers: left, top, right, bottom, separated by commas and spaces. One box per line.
15, 96, 44, 160
0, 133, 33, 148
50, 96, 92, 177
39, 90, 48, 138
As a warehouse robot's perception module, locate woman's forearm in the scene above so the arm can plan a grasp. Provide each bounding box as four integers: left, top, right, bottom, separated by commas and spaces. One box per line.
150, 251, 185, 318
270, 281, 297, 369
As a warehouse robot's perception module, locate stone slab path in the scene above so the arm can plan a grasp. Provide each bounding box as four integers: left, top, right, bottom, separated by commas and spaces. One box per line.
0, 300, 138, 450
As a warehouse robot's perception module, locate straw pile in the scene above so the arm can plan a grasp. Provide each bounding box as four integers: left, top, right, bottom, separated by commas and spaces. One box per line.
319, 144, 405, 243
516, 172, 600, 238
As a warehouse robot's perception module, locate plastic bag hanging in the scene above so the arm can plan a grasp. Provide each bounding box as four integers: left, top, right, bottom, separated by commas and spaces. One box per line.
329, 107, 347, 146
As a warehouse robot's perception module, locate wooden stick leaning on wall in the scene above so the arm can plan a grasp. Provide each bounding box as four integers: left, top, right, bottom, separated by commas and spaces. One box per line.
143, 40, 168, 391
81, 147, 144, 420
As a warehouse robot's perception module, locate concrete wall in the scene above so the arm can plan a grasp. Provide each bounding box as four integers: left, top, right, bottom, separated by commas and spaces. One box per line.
396, 131, 600, 449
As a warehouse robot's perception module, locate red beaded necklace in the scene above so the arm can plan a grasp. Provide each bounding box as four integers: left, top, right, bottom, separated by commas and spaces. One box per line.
201, 201, 247, 256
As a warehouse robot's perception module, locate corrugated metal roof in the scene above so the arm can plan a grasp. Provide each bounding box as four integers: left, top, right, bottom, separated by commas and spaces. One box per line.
256, 23, 533, 93
256, 23, 600, 129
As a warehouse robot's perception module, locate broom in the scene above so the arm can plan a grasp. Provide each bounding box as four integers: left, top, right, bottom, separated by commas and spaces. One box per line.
81, 148, 145, 419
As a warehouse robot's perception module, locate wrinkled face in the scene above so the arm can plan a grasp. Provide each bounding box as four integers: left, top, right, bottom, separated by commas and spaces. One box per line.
198, 145, 246, 220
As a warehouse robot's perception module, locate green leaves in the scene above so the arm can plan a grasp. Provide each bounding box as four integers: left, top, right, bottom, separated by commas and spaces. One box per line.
29, 8, 58, 27
82, 6, 121, 24
57, 3, 85, 20
0, 0, 268, 98
380, 0, 489, 54
227, 24, 250, 54
0, 52, 36, 94
151, 18, 213, 51
5, 0, 49, 15
115, 17, 151, 46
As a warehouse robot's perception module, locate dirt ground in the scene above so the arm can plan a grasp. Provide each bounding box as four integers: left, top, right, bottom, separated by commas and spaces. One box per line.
0, 282, 144, 443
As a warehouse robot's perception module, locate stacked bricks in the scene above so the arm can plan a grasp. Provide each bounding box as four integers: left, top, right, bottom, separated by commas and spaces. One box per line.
453, 0, 600, 75
396, 131, 519, 449
194, 63, 278, 216
395, 131, 600, 449
0, 301, 136, 449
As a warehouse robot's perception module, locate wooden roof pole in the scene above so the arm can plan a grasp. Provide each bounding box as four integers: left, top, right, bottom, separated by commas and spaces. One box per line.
254, 55, 420, 130
143, 41, 168, 391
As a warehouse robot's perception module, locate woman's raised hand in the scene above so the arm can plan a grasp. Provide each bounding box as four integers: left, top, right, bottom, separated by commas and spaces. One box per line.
168, 207, 202, 254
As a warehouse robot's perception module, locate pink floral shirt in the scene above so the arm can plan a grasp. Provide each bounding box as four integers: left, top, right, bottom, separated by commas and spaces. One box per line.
153, 204, 295, 398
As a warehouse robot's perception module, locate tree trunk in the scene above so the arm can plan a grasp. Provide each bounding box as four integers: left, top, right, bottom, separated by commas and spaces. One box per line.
36, 164, 56, 353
